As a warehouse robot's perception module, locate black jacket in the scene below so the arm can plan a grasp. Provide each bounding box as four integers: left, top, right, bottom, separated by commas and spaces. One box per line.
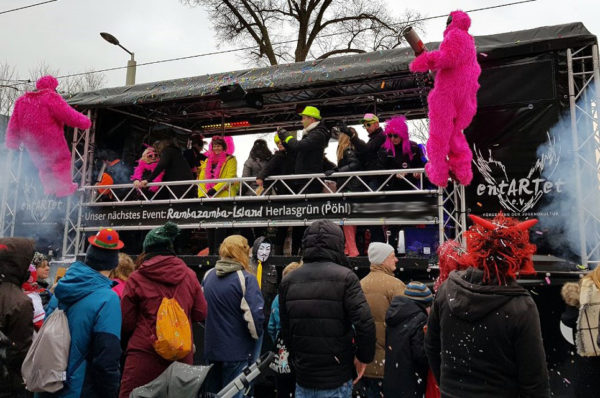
351, 127, 386, 171
258, 149, 297, 195
383, 296, 429, 397
148, 145, 195, 197
279, 220, 375, 389
183, 147, 207, 172
425, 268, 550, 398
283, 122, 331, 175
336, 148, 362, 192
0, 238, 35, 396
377, 141, 426, 189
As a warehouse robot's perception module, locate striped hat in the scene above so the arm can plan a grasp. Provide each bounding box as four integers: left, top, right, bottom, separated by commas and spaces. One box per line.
405, 281, 433, 305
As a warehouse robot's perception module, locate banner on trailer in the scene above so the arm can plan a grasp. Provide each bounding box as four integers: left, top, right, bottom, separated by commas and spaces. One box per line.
465, 53, 566, 219
81, 196, 438, 228
11, 153, 67, 252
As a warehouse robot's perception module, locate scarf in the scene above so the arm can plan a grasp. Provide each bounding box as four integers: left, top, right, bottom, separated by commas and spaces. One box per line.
204, 151, 227, 190
215, 258, 244, 277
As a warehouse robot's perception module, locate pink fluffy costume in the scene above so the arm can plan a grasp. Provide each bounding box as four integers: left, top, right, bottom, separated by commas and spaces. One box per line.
409, 11, 481, 187
6, 76, 91, 197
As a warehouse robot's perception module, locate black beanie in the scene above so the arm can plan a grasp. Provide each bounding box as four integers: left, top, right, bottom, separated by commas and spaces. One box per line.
85, 245, 119, 271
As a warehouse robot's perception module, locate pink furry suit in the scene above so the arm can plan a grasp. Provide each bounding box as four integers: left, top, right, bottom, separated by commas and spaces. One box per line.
409, 11, 481, 187
5, 75, 91, 197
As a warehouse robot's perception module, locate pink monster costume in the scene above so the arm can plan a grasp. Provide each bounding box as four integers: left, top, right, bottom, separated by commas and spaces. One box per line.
6, 76, 91, 197
409, 11, 481, 187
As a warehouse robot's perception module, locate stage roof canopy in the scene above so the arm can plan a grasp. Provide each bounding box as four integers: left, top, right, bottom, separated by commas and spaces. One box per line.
67, 22, 596, 136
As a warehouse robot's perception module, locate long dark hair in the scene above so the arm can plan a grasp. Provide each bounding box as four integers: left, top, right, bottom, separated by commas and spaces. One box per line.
250, 139, 272, 162
154, 136, 179, 154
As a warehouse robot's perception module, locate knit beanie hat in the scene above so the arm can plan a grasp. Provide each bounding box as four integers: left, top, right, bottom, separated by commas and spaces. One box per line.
368, 242, 395, 265
143, 222, 180, 253
405, 281, 433, 305
85, 245, 119, 271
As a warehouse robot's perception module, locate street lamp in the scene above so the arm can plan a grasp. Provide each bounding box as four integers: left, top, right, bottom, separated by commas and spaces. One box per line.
100, 32, 136, 86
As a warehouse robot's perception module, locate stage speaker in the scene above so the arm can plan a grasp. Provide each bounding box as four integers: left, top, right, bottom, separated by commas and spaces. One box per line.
218, 84, 263, 109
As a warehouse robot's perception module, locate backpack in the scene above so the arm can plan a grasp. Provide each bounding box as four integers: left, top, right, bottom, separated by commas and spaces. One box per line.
204, 268, 259, 339
153, 284, 192, 361
21, 308, 71, 392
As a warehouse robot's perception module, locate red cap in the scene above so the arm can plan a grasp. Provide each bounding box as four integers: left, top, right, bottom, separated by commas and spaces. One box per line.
87, 228, 124, 250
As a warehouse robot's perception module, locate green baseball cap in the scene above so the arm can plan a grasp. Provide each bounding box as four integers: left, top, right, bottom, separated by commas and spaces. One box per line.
299, 106, 321, 120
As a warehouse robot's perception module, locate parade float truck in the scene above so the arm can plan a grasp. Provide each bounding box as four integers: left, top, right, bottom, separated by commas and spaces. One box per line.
1, 22, 599, 393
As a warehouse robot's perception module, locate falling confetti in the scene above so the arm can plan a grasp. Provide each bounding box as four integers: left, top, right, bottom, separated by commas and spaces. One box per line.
545, 276, 551, 285
380, 81, 386, 89
477, 202, 483, 207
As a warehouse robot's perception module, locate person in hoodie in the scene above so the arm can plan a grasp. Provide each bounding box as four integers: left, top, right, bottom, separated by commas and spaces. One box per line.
425, 213, 550, 398
356, 242, 406, 397
41, 228, 123, 398
0, 238, 35, 398
202, 235, 265, 398
383, 282, 433, 397
119, 222, 207, 398
279, 220, 376, 398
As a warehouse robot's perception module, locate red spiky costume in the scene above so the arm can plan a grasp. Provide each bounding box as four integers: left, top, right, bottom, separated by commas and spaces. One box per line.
436, 212, 538, 288
463, 213, 538, 284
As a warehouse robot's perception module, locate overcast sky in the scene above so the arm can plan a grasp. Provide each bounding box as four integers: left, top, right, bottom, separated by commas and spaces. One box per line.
2, 0, 598, 167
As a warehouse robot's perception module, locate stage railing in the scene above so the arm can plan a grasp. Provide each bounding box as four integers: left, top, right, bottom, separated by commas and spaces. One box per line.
59, 168, 465, 256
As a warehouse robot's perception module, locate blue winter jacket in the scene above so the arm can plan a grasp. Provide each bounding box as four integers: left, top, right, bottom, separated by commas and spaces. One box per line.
202, 260, 264, 362
41, 262, 122, 398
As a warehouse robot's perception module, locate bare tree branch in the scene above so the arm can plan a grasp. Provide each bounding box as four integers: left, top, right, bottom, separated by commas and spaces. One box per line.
180, 0, 421, 65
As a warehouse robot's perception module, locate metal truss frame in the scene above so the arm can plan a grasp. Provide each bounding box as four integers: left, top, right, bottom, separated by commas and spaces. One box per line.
62, 110, 95, 258
567, 44, 600, 268
0, 148, 24, 237
439, 183, 468, 247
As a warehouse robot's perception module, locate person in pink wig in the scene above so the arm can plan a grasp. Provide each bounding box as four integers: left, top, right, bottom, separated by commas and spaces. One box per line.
130, 146, 164, 193
409, 11, 481, 187
5, 75, 91, 197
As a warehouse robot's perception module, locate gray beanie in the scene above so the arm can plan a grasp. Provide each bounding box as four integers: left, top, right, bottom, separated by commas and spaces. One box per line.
368, 242, 395, 265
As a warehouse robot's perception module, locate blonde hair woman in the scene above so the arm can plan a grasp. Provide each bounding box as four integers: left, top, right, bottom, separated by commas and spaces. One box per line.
572, 267, 600, 395
110, 253, 136, 298
202, 235, 265, 397
331, 130, 362, 256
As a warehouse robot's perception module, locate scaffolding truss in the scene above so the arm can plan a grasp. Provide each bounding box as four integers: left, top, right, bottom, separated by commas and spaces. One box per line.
0, 149, 23, 237
62, 111, 95, 257
567, 44, 600, 267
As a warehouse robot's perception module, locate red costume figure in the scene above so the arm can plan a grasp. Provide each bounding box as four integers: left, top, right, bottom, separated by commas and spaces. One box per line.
6, 75, 91, 197
410, 11, 481, 187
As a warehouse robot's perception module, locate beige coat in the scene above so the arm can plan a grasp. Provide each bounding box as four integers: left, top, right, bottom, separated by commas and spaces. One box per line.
577, 278, 600, 356
360, 265, 406, 378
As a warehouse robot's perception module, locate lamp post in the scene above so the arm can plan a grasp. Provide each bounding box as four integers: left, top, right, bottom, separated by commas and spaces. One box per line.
100, 32, 136, 86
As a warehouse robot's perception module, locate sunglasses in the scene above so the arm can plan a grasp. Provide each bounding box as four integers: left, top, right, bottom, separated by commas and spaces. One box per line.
363, 122, 374, 128
389, 134, 400, 138
147, 153, 158, 158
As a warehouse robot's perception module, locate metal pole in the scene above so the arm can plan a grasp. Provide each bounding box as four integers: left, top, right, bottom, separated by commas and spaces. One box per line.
9, 149, 24, 237
567, 48, 589, 268
438, 186, 444, 246
0, 150, 13, 237
126, 54, 136, 86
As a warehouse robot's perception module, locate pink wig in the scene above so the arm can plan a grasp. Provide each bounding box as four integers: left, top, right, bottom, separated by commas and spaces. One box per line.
383, 116, 413, 160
